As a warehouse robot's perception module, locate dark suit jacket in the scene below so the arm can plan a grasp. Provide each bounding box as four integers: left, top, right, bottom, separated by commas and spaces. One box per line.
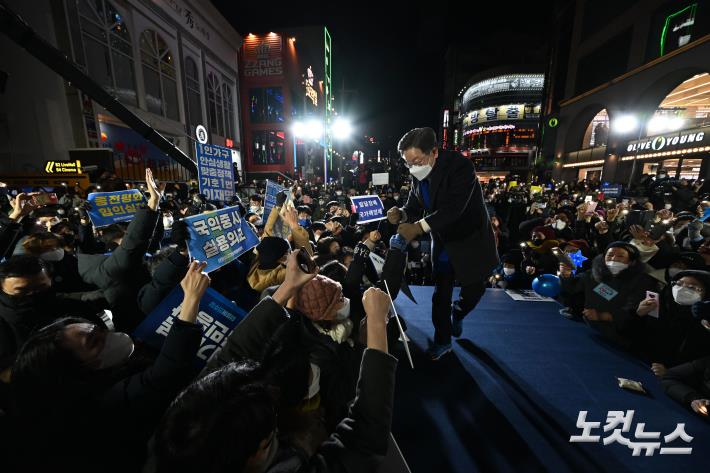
402, 149, 499, 284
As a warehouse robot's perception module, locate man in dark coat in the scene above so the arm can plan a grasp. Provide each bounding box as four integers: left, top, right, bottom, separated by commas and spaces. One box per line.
388, 127, 499, 359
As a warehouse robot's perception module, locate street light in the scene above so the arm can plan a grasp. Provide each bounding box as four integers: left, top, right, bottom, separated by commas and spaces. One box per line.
613, 113, 646, 188
332, 118, 352, 140
612, 114, 638, 134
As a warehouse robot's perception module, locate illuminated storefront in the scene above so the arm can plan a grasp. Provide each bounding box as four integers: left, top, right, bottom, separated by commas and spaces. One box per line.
455, 73, 544, 180
239, 27, 332, 180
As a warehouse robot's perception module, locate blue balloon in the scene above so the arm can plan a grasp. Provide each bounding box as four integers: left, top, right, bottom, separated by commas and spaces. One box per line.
532, 274, 561, 297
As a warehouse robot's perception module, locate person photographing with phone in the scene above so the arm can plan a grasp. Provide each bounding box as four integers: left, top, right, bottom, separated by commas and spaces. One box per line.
388, 127, 499, 360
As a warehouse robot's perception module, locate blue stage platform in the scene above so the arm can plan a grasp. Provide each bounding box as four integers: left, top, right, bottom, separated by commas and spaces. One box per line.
390, 287, 710, 473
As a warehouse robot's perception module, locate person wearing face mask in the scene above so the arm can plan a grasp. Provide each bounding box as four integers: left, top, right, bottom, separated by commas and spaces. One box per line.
489, 251, 528, 290
77, 169, 163, 332
637, 271, 710, 378
21, 232, 93, 294
249, 195, 265, 219
0, 255, 99, 382
550, 210, 574, 241
388, 127, 499, 360
297, 205, 312, 229
154, 269, 397, 473
522, 226, 560, 276
8, 261, 210, 473
560, 241, 660, 348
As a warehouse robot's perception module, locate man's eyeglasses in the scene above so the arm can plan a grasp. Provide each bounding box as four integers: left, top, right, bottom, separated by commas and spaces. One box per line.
402, 155, 429, 169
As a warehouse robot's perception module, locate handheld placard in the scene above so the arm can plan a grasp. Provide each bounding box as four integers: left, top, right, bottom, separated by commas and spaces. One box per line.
384, 280, 414, 369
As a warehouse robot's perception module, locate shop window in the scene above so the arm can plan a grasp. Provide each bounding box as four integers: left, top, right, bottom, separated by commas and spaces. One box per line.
252, 130, 285, 165
140, 29, 179, 120
222, 83, 234, 137
582, 109, 609, 148
249, 88, 285, 124
651, 73, 710, 132
207, 72, 224, 136
78, 0, 137, 106
184, 57, 202, 131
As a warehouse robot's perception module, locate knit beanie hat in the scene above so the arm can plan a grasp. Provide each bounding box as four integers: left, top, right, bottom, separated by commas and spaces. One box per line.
296, 275, 344, 321
257, 237, 290, 270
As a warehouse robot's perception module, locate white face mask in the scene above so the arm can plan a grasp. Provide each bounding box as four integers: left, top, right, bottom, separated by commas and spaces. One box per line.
665, 203, 673, 210
163, 215, 174, 229
96, 331, 134, 369
336, 190, 343, 196
305, 362, 321, 399
335, 297, 350, 320
668, 267, 683, 278
503, 267, 516, 276
606, 261, 628, 275
554, 220, 567, 230
250, 205, 261, 213
672, 285, 702, 306
40, 248, 64, 262
410, 164, 433, 181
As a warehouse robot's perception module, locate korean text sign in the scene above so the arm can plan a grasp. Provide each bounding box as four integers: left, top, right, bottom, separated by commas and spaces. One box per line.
351, 195, 386, 224
87, 190, 145, 227
184, 205, 259, 273
196, 143, 235, 203
132, 286, 247, 368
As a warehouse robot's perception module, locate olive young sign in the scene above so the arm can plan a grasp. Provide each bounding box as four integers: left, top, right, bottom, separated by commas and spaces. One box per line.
626, 127, 707, 154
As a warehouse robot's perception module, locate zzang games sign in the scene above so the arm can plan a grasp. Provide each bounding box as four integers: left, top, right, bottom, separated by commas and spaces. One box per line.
243, 33, 283, 77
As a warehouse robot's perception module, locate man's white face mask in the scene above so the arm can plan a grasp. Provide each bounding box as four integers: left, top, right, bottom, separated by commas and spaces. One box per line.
410, 164, 433, 180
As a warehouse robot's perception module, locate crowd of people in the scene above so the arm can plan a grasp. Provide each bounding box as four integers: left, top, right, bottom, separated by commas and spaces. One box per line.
480, 173, 710, 418
0, 134, 709, 471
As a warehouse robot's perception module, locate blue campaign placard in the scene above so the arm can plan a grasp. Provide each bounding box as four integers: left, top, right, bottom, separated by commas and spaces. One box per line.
184, 205, 259, 273
87, 189, 146, 227
196, 143, 235, 203
132, 286, 248, 367
350, 195, 386, 224
264, 179, 288, 219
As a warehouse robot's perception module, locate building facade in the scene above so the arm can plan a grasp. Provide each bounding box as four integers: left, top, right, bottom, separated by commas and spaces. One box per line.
452, 70, 544, 181
239, 27, 333, 182
543, 0, 710, 184
0, 0, 242, 182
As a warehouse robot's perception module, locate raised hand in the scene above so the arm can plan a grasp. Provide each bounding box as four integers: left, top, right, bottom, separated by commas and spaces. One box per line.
145, 168, 162, 211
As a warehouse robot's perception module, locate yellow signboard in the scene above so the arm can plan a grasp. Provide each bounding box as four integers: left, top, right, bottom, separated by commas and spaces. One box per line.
530, 185, 543, 194
462, 103, 541, 127
45, 160, 82, 174
508, 180, 518, 188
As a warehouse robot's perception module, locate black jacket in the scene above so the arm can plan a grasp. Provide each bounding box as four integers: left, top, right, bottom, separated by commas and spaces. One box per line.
9, 318, 202, 473
560, 255, 660, 349
267, 349, 397, 473
402, 149, 499, 284
78, 207, 159, 330
662, 355, 710, 407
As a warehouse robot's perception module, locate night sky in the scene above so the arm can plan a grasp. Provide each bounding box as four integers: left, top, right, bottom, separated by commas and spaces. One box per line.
211, 0, 557, 151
